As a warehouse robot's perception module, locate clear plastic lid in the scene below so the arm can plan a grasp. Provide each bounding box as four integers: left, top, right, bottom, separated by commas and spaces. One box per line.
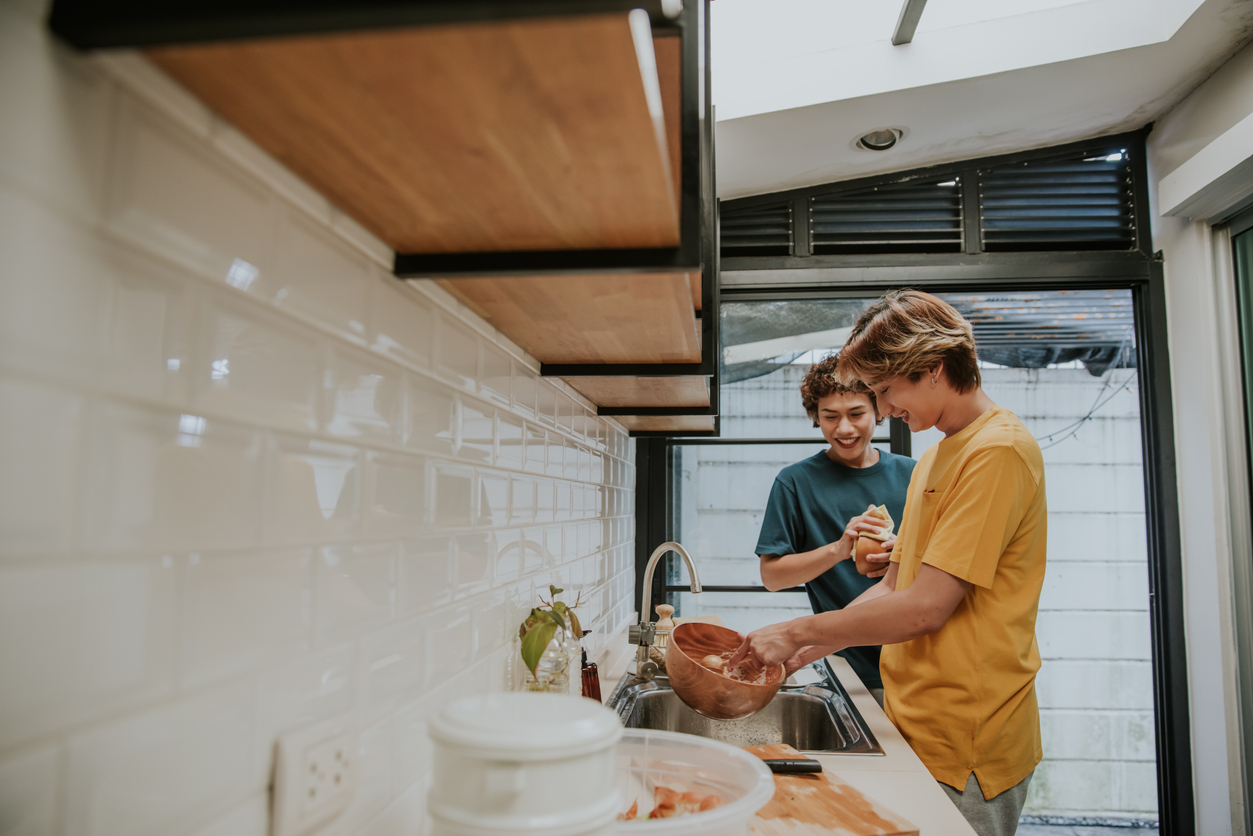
429, 692, 623, 760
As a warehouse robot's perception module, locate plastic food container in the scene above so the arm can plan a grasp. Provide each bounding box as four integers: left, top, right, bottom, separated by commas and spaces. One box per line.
613, 729, 774, 835
427, 693, 624, 836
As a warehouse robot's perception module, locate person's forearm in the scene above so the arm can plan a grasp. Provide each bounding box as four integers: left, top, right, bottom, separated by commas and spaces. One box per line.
786, 584, 942, 651
760, 542, 848, 591
846, 575, 893, 607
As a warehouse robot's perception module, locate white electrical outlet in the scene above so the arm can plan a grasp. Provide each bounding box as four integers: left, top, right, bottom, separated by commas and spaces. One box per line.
271, 715, 360, 836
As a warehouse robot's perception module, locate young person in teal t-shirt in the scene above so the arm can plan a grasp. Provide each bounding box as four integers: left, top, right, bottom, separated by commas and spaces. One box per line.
755, 354, 914, 701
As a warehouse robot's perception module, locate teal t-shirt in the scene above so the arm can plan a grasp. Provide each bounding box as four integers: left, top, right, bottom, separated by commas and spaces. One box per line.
755, 449, 915, 689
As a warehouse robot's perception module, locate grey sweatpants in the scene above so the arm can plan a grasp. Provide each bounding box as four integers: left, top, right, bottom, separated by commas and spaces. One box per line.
940, 770, 1033, 836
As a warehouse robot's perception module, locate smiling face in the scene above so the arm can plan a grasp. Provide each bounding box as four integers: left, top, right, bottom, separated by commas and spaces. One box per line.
868, 367, 944, 432
817, 390, 879, 467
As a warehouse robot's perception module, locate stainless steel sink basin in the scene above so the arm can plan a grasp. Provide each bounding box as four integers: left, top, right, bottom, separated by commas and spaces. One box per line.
606, 659, 884, 755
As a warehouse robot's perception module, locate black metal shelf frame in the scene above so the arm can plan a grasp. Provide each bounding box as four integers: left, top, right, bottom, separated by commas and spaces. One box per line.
49, 0, 687, 48
638, 130, 1194, 835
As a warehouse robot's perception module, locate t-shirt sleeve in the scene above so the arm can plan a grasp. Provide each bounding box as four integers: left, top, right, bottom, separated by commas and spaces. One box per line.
755, 477, 803, 557
920, 445, 1039, 588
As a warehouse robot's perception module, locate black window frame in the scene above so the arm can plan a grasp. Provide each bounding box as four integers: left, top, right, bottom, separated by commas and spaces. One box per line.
635, 128, 1194, 835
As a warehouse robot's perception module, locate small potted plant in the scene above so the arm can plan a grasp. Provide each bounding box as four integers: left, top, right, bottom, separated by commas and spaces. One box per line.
518, 585, 583, 693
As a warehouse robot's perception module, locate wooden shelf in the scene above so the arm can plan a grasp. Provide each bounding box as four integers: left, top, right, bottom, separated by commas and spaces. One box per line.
148, 14, 678, 254
567, 376, 709, 408
132, 6, 719, 435
616, 415, 716, 433
433, 273, 699, 365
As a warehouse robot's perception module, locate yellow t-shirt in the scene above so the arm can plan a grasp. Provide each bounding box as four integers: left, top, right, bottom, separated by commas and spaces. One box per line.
881, 405, 1047, 800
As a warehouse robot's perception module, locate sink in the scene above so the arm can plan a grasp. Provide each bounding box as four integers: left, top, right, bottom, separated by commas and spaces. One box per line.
606, 659, 884, 756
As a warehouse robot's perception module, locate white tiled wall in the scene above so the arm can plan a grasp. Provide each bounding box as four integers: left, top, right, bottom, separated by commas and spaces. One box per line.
0, 3, 637, 833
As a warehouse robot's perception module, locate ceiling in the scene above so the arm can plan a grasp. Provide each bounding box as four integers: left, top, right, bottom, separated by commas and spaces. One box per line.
713, 0, 1253, 198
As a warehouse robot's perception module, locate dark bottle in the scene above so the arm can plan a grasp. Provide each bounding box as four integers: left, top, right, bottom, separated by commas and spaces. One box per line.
581, 636, 601, 702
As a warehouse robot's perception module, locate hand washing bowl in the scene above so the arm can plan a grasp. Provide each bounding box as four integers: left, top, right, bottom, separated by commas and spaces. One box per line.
607, 659, 884, 756
666, 622, 784, 721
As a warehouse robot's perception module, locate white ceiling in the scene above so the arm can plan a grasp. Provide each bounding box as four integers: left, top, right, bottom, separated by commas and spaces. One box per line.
713, 0, 1253, 198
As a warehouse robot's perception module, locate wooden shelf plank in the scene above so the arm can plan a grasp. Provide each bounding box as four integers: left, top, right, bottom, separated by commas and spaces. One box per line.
567, 376, 708, 408
616, 415, 716, 433
432, 273, 699, 365
148, 14, 678, 254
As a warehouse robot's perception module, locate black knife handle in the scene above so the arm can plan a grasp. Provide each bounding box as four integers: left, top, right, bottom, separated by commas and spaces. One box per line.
762, 758, 823, 774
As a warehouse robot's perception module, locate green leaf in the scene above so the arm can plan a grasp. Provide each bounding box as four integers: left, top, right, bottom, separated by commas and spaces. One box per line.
550, 585, 563, 597
520, 620, 559, 676
568, 608, 582, 639
548, 602, 567, 632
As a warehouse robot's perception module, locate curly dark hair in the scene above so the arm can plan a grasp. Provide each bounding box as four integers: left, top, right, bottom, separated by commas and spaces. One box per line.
800, 354, 881, 428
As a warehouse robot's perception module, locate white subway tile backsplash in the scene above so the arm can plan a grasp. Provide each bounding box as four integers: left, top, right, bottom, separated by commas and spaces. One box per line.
425, 604, 473, 685
523, 422, 546, 474
434, 314, 478, 387
398, 536, 453, 615
193, 291, 322, 433
0, 187, 111, 386
431, 461, 474, 530
189, 793, 269, 836
546, 437, 565, 479
404, 373, 456, 456
265, 436, 361, 545
108, 95, 276, 284
3, 19, 633, 836
536, 382, 558, 427
325, 345, 404, 445
84, 404, 263, 552
509, 476, 535, 526
358, 619, 427, 723
0, 376, 84, 556
497, 412, 524, 471
494, 528, 524, 581
181, 549, 312, 688
458, 398, 495, 465
480, 345, 512, 407
479, 471, 509, 528
64, 683, 254, 836
0, 555, 177, 749
270, 209, 371, 344
0, 4, 113, 224
454, 532, 495, 594
251, 644, 354, 788
0, 744, 58, 836
371, 279, 434, 372
536, 478, 555, 524
368, 452, 428, 538
316, 544, 396, 647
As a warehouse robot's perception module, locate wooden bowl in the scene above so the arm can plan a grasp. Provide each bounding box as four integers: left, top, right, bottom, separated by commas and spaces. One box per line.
666, 622, 785, 720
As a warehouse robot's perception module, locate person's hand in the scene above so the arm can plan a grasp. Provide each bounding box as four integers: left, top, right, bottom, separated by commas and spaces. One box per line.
727, 620, 802, 670
841, 504, 889, 556
860, 534, 895, 579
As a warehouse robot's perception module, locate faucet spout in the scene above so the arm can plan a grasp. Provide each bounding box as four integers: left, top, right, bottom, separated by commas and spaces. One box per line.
635, 542, 701, 679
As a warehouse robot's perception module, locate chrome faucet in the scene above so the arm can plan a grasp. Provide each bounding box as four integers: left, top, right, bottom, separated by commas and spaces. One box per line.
634, 541, 702, 681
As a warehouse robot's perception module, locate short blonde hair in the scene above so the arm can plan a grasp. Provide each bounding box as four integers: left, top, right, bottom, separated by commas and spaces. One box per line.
837, 290, 981, 393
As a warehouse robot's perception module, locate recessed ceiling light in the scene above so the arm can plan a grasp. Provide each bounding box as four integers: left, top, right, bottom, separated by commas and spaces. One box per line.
855, 127, 905, 151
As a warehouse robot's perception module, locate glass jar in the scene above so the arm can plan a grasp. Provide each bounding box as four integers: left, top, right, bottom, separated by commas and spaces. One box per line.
522, 632, 572, 693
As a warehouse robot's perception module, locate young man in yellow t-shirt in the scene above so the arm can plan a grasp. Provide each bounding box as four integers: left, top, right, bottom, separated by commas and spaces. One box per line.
729, 290, 1047, 836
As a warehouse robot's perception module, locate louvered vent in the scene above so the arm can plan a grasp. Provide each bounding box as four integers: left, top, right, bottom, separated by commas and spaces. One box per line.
980, 151, 1134, 251
809, 176, 963, 254
720, 201, 792, 257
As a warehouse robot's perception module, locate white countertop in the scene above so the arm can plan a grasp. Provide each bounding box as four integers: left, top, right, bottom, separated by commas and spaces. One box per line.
596, 636, 976, 835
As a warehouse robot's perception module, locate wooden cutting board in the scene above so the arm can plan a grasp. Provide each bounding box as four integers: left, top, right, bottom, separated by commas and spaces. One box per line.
745, 745, 918, 836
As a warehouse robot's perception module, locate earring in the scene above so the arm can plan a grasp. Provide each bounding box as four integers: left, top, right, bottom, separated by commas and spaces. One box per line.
931, 375, 938, 386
